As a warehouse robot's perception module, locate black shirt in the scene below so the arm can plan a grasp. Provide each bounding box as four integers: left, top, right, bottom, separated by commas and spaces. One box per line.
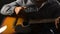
26, 2, 60, 19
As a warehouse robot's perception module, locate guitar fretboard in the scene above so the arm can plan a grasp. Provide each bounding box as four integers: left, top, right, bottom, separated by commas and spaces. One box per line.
29, 19, 55, 24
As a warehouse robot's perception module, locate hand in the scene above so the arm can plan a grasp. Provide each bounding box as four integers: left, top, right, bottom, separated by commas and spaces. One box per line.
55, 17, 60, 29
15, 7, 22, 14
15, 6, 26, 15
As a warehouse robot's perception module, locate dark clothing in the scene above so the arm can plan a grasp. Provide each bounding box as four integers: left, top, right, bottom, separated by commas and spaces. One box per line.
26, 2, 60, 19
27, 2, 60, 34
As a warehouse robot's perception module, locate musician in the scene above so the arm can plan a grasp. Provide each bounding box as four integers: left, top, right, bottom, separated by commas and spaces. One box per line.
0, 0, 60, 34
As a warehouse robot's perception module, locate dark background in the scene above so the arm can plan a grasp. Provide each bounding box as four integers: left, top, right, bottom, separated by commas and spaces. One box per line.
0, 0, 60, 25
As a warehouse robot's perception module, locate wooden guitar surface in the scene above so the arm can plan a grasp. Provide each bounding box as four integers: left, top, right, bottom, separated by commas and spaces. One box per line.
1, 16, 24, 34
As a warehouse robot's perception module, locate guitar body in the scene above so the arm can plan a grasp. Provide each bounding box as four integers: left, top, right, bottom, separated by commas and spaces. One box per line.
1, 16, 24, 34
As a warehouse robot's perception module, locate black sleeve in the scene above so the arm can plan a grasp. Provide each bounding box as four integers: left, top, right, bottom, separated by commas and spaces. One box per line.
18, 9, 40, 19
55, 6, 60, 18
53, 5, 60, 18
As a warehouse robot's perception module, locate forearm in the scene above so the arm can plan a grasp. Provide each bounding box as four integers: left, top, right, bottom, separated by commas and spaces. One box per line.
0, 4, 16, 15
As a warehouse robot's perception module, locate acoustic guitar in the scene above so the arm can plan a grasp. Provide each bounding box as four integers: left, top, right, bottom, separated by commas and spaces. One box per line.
1, 16, 24, 34
1, 16, 56, 34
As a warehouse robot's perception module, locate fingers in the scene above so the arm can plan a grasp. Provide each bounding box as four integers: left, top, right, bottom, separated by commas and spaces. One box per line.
55, 17, 60, 29
15, 6, 27, 15
55, 18, 59, 29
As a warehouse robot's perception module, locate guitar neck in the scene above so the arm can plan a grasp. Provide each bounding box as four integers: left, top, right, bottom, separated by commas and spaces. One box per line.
29, 19, 55, 24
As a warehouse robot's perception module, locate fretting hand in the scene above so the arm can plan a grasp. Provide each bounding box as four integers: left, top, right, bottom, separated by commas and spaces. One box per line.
55, 17, 60, 29
14, 6, 26, 15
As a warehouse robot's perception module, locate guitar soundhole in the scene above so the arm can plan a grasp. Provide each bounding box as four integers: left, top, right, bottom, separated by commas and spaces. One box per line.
23, 19, 30, 27
23, 21, 30, 27
15, 25, 31, 33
